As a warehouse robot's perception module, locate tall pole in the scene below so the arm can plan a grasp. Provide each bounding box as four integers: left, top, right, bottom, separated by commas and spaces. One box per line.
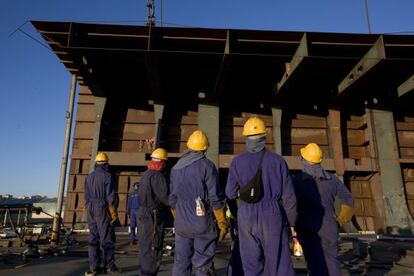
51, 74, 77, 246
160, 0, 163, 27
364, 0, 372, 34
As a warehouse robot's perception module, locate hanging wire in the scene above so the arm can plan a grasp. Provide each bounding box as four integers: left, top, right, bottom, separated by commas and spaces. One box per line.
364, 0, 372, 34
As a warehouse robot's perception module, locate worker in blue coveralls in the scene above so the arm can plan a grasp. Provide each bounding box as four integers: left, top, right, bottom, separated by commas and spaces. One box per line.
84, 152, 119, 276
226, 117, 297, 276
170, 130, 228, 276
137, 148, 170, 276
128, 182, 140, 245
293, 143, 354, 276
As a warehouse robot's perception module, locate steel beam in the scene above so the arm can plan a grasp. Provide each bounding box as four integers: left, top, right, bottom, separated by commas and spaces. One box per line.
89, 96, 107, 173
369, 108, 414, 234
271, 107, 283, 154
198, 104, 219, 168
154, 103, 165, 148
338, 36, 385, 96
397, 74, 414, 98
276, 33, 308, 97
327, 109, 345, 176
51, 74, 77, 246
213, 30, 231, 98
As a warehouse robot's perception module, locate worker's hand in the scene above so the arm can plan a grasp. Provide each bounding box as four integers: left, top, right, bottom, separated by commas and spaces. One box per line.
213, 207, 229, 241
171, 208, 176, 218
336, 204, 354, 226
108, 205, 119, 226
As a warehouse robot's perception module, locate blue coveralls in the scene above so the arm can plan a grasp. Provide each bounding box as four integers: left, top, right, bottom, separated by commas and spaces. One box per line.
293, 170, 353, 276
128, 190, 140, 242
84, 163, 116, 271
170, 157, 225, 276
226, 151, 297, 276
137, 169, 169, 276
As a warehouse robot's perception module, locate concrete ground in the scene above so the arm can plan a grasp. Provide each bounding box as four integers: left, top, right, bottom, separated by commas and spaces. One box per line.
1, 234, 414, 275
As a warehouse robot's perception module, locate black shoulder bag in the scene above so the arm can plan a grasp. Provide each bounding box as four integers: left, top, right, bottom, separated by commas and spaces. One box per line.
239, 150, 266, 203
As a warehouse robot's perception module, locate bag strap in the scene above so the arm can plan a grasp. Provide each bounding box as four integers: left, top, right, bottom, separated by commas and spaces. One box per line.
257, 149, 266, 169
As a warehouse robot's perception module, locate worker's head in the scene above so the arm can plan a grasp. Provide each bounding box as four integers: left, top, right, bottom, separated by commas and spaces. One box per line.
151, 148, 168, 162
300, 143, 323, 164
95, 152, 109, 164
133, 182, 139, 190
242, 117, 266, 137
187, 130, 209, 151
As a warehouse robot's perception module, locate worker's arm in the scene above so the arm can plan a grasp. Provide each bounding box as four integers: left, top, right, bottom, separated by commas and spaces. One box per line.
204, 161, 228, 240
225, 158, 240, 200
280, 159, 297, 227
169, 171, 177, 210
84, 175, 90, 206
335, 176, 354, 225
106, 174, 116, 207
152, 173, 170, 206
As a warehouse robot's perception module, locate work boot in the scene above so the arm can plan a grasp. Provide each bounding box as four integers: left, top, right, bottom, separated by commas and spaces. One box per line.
84, 266, 104, 276
107, 265, 121, 274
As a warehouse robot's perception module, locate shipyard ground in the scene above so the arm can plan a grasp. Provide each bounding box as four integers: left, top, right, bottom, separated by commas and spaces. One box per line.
1, 234, 414, 275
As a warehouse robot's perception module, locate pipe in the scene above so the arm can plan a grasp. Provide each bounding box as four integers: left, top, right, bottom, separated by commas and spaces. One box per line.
51, 74, 77, 246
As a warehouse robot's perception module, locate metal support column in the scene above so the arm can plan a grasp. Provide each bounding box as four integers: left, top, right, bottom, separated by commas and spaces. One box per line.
89, 97, 107, 173
51, 74, 77, 246
370, 109, 414, 234
154, 103, 165, 148
327, 109, 345, 176
271, 107, 283, 154
198, 104, 219, 168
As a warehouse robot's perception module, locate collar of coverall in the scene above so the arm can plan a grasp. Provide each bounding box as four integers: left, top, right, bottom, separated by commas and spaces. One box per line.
148, 160, 165, 171
246, 134, 266, 153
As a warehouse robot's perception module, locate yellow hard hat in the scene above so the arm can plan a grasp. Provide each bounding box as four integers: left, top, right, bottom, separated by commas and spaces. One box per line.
151, 148, 168, 160
242, 117, 266, 136
300, 143, 323, 164
95, 152, 109, 163
187, 130, 209, 151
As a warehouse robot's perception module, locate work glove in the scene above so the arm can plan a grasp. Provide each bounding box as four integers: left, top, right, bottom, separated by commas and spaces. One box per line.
108, 205, 119, 226
171, 208, 176, 218
213, 207, 229, 241
336, 204, 354, 226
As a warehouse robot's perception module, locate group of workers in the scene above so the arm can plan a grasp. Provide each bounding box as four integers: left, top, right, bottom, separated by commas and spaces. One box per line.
83, 116, 354, 276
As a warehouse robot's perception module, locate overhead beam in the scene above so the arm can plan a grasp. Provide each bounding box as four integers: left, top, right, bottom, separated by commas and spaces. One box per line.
276, 33, 309, 97
338, 36, 385, 96
397, 74, 414, 98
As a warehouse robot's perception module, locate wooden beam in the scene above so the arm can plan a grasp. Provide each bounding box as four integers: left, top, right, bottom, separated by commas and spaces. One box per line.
276, 33, 308, 96
397, 74, 414, 98
338, 36, 386, 96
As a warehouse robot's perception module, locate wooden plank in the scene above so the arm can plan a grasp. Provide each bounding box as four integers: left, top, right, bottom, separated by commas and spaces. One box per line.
396, 121, 414, 131
125, 109, 156, 124
105, 151, 147, 166
74, 122, 95, 139
285, 129, 329, 145
76, 104, 96, 122
397, 131, 414, 147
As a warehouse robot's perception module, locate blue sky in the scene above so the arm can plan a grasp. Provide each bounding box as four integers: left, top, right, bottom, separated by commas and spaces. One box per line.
1, 0, 414, 197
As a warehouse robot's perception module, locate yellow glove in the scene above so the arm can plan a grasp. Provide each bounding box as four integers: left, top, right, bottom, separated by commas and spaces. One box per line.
171, 208, 176, 218
108, 205, 118, 225
337, 204, 353, 226
213, 207, 229, 241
